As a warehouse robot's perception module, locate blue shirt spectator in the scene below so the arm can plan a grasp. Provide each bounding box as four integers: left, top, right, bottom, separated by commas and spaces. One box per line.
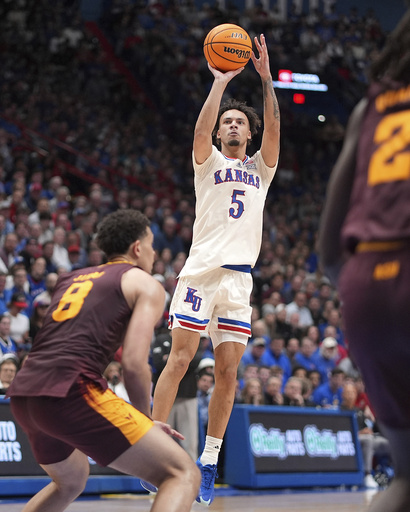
312, 368, 345, 408
260, 335, 292, 385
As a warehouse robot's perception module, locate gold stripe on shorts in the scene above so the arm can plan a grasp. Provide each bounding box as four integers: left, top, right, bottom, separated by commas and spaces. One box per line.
356, 240, 407, 253
83, 382, 153, 445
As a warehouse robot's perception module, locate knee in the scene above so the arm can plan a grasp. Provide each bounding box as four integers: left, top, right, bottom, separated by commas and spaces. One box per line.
215, 364, 237, 385
168, 351, 191, 375
56, 459, 89, 499
179, 459, 201, 492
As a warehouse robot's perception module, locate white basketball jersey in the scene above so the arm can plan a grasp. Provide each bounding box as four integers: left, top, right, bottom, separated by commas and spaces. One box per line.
180, 145, 277, 277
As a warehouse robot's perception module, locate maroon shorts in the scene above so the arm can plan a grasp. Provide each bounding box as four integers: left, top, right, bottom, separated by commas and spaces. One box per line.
10, 377, 153, 466
339, 245, 410, 428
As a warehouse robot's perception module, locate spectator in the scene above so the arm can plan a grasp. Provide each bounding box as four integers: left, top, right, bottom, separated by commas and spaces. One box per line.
27, 257, 47, 304
196, 358, 215, 376
257, 365, 272, 391
51, 227, 71, 271
312, 368, 345, 408
283, 376, 314, 407
67, 244, 83, 270
237, 363, 259, 390
307, 369, 322, 395
264, 375, 284, 405
294, 336, 320, 372
4, 265, 32, 317
6, 293, 30, 350
87, 247, 105, 267
260, 335, 292, 386
0, 315, 18, 357
285, 336, 300, 365
0, 232, 18, 270
239, 378, 264, 405
316, 336, 340, 383
103, 360, 130, 402
274, 303, 293, 342
291, 365, 308, 379
319, 308, 345, 346
42, 241, 58, 274
285, 291, 314, 328
29, 296, 50, 342
240, 337, 266, 366
154, 215, 184, 259
0, 354, 19, 395
340, 381, 390, 489
35, 272, 58, 306
38, 211, 54, 244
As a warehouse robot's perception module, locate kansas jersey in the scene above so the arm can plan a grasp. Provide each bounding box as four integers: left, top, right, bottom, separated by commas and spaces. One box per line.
8, 262, 135, 398
342, 81, 410, 250
180, 146, 277, 277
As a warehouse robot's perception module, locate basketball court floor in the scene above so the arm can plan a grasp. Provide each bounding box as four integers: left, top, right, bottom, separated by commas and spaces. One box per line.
0, 487, 381, 511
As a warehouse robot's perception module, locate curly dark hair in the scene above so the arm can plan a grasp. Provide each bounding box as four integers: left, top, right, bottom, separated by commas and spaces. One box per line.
96, 209, 150, 258
212, 98, 261, 145
370, 8, 410, 83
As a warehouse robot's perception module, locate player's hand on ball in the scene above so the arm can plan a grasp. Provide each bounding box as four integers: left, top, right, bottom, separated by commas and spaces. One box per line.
208, 62, 244, 82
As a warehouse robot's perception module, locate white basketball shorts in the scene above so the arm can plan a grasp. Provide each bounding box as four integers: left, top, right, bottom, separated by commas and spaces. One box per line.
168, 265, 253, 348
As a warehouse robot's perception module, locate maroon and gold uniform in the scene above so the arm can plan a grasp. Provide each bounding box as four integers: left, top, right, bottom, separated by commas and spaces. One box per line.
340, 81, 410, 429
342, 81, 410, 251
8, 262, 154, 465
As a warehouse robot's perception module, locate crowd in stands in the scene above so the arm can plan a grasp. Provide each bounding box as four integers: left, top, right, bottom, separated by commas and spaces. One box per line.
0, 0, 394, 486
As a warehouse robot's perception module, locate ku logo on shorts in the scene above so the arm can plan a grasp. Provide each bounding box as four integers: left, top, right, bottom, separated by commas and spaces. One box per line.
184, 287, 202, 312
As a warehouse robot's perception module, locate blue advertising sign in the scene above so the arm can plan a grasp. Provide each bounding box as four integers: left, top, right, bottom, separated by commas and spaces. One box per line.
225, 405, 364, 488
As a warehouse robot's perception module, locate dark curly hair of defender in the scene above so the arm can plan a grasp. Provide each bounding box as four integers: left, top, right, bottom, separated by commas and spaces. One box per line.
370, 7, 410, 84
96, 209, 150, 258
212, 98, 261, 146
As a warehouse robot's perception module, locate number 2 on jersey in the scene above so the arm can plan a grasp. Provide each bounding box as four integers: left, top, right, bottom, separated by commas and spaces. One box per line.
230, 189, 245, 219
52, 280, 94, 322
368, 110, 410, 186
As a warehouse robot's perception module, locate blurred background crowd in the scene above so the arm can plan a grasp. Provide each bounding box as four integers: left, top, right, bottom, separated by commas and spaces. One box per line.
0, 0, 401, 485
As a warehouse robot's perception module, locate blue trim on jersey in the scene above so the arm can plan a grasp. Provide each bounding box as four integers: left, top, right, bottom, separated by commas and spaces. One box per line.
222, 264, 252, 273
222, 154, 249, 164
217, 317, 251, 329
174, 314, 209, 325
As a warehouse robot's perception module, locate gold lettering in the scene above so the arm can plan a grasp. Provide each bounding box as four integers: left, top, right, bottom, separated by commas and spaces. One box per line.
376, 85, 410, 113
373, 261, 400, 280
74, 271, 105, 282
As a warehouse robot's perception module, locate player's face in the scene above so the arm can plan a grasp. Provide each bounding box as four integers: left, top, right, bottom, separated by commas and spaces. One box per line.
137, 228, 155, 274
217, 109, 251, 148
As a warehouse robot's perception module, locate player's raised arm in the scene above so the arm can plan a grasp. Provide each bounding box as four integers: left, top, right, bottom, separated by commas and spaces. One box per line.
193, 64, 243, 165
251, 34, 280, 168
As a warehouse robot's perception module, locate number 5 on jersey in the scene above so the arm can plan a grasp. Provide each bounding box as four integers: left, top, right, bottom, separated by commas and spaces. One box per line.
230, 189, 245, 219
52, 281, 94, 322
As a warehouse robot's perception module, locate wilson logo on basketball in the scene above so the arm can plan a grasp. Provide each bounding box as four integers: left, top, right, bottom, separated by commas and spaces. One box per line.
223, 47, 251, 59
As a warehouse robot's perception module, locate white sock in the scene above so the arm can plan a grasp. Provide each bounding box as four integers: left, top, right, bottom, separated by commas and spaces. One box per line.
200, 435, 223, 466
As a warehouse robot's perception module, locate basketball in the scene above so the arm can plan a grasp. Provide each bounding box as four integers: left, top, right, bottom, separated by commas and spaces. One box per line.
203, 24, 252, 72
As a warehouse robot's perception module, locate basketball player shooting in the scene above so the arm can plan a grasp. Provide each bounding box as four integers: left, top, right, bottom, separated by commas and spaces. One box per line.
148, 34, 280, 506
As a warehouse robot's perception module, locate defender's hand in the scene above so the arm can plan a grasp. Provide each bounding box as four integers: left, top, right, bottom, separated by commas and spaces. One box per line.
154, 420, 185, 440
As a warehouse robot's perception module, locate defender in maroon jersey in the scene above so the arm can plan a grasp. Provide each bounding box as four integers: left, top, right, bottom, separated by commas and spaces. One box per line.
319, 8, 410, 512
8, 209, 200, 512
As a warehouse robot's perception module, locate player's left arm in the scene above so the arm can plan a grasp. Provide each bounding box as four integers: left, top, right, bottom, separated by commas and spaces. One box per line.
251, 34, 280, 169
318, 98, 368, 286
121, 270, 165, 418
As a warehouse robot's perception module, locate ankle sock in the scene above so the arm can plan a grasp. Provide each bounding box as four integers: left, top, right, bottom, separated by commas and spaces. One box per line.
200, 435, 223, 466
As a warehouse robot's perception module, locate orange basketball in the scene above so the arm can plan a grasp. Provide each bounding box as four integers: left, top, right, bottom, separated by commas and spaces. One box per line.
203, 24, 252, 72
